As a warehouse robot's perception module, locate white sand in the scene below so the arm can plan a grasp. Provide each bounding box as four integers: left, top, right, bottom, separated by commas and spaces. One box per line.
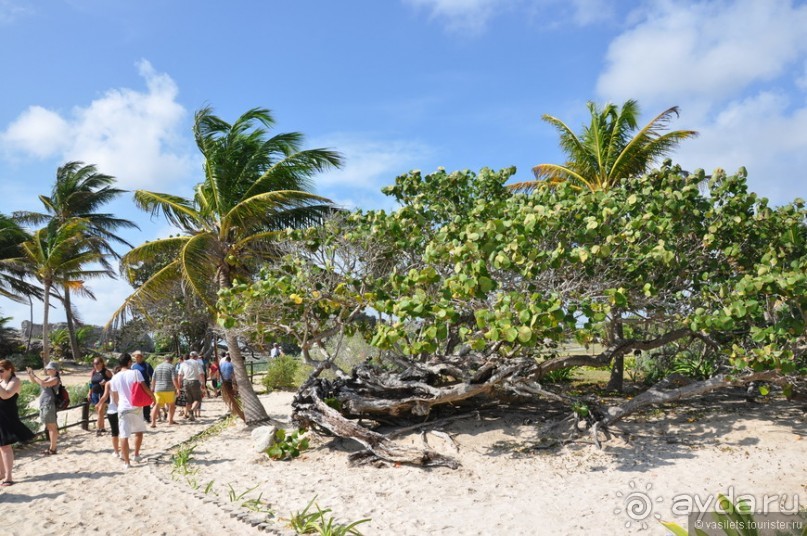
3, 370, 806, 536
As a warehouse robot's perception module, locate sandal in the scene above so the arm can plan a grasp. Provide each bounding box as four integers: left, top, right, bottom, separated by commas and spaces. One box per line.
0, 480, 14, 487
45, 448, 57, 455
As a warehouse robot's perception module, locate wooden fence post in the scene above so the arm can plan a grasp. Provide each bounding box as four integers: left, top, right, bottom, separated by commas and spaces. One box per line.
81, 400, 90, 431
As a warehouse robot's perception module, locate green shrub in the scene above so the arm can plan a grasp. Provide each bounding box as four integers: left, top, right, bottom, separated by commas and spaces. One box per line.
671, 351, 719, 380
266, 428, 310, 460
542, 367, 575, 384
262, 355, 303, 391
17, 380, 40, 430
66, 382, 89, 406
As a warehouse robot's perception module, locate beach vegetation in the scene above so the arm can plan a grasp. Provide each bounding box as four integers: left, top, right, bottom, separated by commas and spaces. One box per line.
262, 354, 304, 391
288, 496, 370, 535
171, 444, 197, 477
265, 427, 309, 460
14, 162, 136, 361
509, 100, 697, 193
111, 106, 342, 423
220, 161, 806, 463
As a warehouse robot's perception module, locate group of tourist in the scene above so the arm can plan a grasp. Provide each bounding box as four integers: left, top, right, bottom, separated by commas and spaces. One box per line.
0, 349, 242, 481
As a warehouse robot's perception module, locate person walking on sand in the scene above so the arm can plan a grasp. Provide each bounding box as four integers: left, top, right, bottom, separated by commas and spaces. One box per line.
131, 350, 154, 424
26, 362, 61, 455
219, 355, 244, 421
151, 355, 179, 427
87, 357, 113, 436
0, 360, 35, 486
110, 353, 155, 468
178, 352, 204, 421
97, 365, 122, 458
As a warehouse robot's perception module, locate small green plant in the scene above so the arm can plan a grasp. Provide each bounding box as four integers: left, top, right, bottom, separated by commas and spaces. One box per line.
262, 354, 302, 390
227, 483, 260, 503
266, 428, 310, 460
671, 350, 718, 380
67, 383, 89, 405
288, 496, 370, 536
242, 493, 274, 516
171, 444, 197, 477
571, 401, 590, 419
203, 480, 217, 496
541, 367, 575, 384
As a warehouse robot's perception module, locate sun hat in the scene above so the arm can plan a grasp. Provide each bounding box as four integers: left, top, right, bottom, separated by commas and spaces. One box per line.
132, 350, 144, 357
45, 361, 59, 371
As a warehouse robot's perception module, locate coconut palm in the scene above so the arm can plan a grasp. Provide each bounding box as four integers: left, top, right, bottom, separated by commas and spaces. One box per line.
15, 162, 137, 360
112, 106, 343, 423
509, 100, 698, 192
0, 214, 40, 303
19, 219, 111, 366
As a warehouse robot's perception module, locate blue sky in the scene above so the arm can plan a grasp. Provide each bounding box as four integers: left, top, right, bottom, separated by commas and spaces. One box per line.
1, 0, 806, 328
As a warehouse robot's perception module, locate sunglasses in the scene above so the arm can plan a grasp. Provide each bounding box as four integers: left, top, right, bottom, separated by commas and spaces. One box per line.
0, 369, 6, 373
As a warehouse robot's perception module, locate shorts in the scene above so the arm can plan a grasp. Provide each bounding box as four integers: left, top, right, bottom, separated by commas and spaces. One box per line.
90, 392, 103, 405
183, 381, 203, 404
108, 412, 119, 437
119, 409, 147, 438
154, 391, 176, 405
40, 404, 57, 425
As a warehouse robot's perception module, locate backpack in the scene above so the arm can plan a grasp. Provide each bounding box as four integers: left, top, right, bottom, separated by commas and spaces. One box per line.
52, 383, 70, 411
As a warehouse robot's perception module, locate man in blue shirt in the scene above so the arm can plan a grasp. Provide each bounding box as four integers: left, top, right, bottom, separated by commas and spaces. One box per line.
218, 354, 243, 420
131, 350, 155, 423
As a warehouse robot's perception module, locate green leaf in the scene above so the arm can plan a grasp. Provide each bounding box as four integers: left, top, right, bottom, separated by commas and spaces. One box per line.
758, 385, 769, 396
658, 521, 689, 536
517, 326, 533, 343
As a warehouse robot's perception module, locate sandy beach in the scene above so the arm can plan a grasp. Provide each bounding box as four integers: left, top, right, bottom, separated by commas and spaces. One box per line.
3, 367, 806, 536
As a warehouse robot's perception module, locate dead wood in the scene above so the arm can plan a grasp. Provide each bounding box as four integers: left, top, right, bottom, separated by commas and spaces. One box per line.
293, 388, 459, 468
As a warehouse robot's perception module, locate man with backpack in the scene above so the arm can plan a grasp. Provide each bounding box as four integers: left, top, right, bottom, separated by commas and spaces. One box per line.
26, 361, 62, 455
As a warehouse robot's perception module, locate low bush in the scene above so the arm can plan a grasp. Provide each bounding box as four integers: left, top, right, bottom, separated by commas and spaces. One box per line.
262, 354, 303, 391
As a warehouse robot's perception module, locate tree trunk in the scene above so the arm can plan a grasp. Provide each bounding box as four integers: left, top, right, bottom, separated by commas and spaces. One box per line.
217, 270, 269, 424
606, 316, 625, 392
63, 286, 81, 361
26, 295, 33, 352
224, 329, 268, 423
42, 281, 51, 367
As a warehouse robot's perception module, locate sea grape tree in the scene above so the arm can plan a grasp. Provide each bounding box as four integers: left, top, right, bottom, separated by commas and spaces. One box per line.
220, 163, 806, 464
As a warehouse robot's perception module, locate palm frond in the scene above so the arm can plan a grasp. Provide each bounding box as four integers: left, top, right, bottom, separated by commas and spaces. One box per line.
220, 190, 333, 237
133, 190, 201, 231
179, 232, 220, 312
106, 260, 182, 330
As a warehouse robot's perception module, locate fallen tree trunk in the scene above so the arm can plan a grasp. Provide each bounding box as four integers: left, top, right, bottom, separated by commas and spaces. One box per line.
294, 388, 460, 468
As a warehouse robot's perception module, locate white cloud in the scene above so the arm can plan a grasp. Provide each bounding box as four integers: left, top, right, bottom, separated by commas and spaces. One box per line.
404, 0, 613, 33
310, 134, 433, 208
594, 0, 807, 206
567, 0, 614, 26
675, 91, 807, 204
3, 106, 70, 157
0, 60, 196, 190
403, 0, 507, 33
597, 0, 807, 105
0, 0, 32, 24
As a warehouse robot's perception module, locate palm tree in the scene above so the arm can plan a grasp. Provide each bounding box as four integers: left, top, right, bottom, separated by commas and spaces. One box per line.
19, 219, 111, 366
509, 100, 697, 192
0, 214, 40, 303
15, 162, 137, 360
112, 106, 343, 423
